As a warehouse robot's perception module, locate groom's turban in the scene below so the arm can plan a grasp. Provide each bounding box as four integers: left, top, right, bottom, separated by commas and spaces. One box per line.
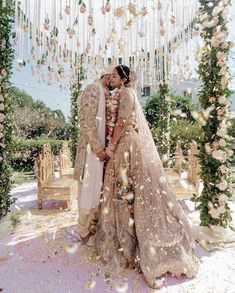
100, 66, 113, 78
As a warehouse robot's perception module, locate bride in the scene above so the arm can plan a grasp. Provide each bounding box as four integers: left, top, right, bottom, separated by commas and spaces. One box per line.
94, 65, 199, 289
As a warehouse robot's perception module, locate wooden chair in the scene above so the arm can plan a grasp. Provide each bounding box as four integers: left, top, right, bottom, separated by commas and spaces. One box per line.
37, 143, 78, 210
165, 142, 184, 182
59, 142, 74, 178
170, 142, 200, 200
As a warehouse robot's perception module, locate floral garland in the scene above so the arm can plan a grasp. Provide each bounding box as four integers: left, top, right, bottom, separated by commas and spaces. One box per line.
105, 89, 120, 144
0, 1, 15, 219
155, 80, 171, 168
192, 0, 234, 228
69, 70, 83, 165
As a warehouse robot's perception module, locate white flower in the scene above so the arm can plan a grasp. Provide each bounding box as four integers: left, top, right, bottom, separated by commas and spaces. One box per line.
207, 2, 214, 8
0, 133, 4, 139
209, 207, 221, 219
218, 194, 227, 204
205, 143, 212, 154
202, 18, 218, 28
217, 205, 226, 214
0, 94, 4, 102
222, 0, 229, 6
219, 66, 227, 75
219, 164, 229, 174
0, 69, 7, 77
216, 51, 227, 66
0, 113, 5, 122
218, 139, 226, 147
207, 201, 214, 209
223, 100, 231, 108
208, 199, 226, 218
217, 115, 224, 121
0, 103, 4, 111
217, 58, 227, 67
221, 76, 229, 88
212, 6, 224, 16
216, 31, 227, 41
200, 12, 208, 22
217, 180, 228, 191
165, 96, 172, 103
211, 30, 227, 48
220, 42, 229, 49
232, 190, 235, 201
212, 149, 227, 162
217, 128, 227, 138
218, 96, 226, 105
211, 36, 221, 48
227, 149, 234, 157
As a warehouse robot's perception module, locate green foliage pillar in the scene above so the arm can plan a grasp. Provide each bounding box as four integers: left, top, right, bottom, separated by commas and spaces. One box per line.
192, 0, 233, 228
69, 74, 83, 165
0, 1, 15, 219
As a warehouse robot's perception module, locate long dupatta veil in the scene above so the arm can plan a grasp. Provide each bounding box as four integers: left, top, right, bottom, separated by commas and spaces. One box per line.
131, 86, 195, 248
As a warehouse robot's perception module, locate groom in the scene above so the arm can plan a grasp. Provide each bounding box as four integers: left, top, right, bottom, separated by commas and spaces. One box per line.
74, 67, 113, 245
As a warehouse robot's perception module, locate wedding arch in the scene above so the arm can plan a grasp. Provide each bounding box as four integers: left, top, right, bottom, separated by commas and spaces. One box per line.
0, 0, 233, 230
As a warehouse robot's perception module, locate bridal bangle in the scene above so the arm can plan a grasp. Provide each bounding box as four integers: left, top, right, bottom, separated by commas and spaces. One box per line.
108, 142, 116, 150
106, 148, 114, 157
106, 142, 116, 157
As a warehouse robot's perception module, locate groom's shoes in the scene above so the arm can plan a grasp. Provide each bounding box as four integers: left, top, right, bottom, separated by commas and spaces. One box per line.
77, 233, 84, 242
79, 232, 94, 247
85, 235, 95, 247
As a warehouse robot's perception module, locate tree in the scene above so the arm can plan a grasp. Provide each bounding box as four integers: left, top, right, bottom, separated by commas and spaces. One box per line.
145, 92, 196, 129
12, 87, 68, 139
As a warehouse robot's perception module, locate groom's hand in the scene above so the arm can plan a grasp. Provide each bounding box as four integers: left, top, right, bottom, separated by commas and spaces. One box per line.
96, 150, 107, 161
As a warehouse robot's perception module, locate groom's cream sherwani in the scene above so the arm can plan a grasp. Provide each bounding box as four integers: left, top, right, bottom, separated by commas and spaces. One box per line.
74, 84, 104, 180
74, 81, 107, 238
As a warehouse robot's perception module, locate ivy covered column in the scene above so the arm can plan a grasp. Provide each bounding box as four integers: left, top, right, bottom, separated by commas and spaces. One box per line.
193, 0, 234, 228
69, 72, 83, 165
156, 80, 171, 168
0, 1, 15, 219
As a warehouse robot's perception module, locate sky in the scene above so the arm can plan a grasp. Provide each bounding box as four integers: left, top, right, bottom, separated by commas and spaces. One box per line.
11, 1, 235, 119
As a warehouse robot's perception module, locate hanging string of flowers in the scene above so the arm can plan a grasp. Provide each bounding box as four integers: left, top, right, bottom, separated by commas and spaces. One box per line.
192, 0, 234, 228
0, 0, 15, 219
14, 0, 199, 89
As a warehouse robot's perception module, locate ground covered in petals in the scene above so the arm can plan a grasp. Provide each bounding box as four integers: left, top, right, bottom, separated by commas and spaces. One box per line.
0, 182, 235, 293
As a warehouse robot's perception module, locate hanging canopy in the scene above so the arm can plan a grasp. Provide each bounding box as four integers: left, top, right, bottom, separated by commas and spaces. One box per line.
15, 0, 200, 89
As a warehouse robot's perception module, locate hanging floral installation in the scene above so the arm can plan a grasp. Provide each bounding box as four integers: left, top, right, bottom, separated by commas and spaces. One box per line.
0, 0, 15, 219
14, 0, 200, 91
192, 0, 234, 229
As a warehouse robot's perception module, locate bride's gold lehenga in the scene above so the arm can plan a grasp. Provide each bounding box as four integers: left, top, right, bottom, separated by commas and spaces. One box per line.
94, 87, 199, 288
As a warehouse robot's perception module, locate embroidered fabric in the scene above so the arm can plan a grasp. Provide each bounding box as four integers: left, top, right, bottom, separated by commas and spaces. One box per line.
94, 87, 199, 288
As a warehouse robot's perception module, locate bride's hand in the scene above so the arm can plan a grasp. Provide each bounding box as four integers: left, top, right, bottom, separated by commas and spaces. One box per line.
105, 152, 111, 161
105, 147, 114, 159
